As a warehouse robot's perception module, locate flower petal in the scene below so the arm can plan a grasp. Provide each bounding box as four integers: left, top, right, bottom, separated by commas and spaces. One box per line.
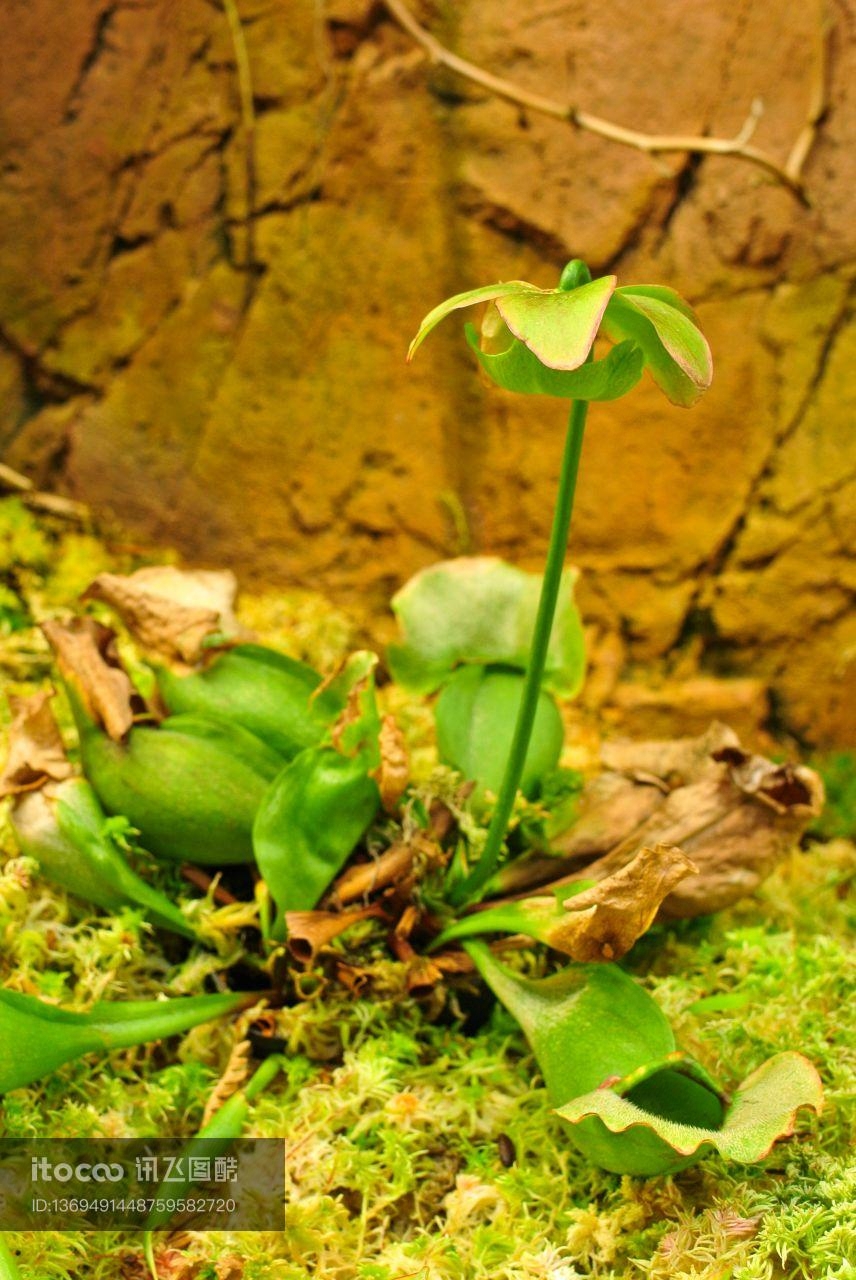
466, 327, 644, 400
496, 275, 617, 370
407, 280, 535, 362
603, 290, 712, 406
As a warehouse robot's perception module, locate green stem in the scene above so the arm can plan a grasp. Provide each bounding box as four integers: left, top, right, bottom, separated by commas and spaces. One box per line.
451, 396, 589, 905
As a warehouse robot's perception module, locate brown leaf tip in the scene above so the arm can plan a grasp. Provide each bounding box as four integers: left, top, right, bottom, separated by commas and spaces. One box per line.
0, 688, 73, 798
82, 566, 241, 667
42, 616, 148, 742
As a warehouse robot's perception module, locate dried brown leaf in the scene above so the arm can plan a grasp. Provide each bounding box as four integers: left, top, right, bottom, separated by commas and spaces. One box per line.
394, 903, 420, 940
201, 1039, 251, 1127
600, 721, 739, 784
553, 770, 668, 859
432, 949, 476, 975
327, 842, 416, 906
42, 617, 144, 741
335, 961, 371, 995
0, 689, 73, 797
328, 669, 369, 753
371, 714, 409, 812
545, 725, 824, 919
82, 567, 241, 665
284, 904, 384, 963
546, 844, 696, 961
405, 954, 446, 996
711, 746, 823, 816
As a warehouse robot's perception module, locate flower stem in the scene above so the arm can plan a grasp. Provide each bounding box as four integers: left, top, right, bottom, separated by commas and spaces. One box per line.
451, 395, 589, 905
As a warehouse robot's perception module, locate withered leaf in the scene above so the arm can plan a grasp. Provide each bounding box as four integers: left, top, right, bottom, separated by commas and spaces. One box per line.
405, 954, 446, 997
371, 715, 409, 813
600, 721, 739, 786
284, 904, 384, 963
82, 566, 241, 666
545, 724, 824, 919
42, 618, 144, 742
335, 961, 371, 996
201, 1038, 251, 1126
326, 833, 442, 906
547, 844, 696, 961
0, 689, 73, 797
327, 841, 416, 906
711, 746, 823, 816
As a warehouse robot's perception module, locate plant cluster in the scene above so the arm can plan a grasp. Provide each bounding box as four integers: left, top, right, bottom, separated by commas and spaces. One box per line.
0, 263, 834, 1272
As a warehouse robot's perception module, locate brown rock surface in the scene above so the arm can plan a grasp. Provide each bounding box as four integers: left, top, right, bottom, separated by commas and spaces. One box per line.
1, 0, 854, 743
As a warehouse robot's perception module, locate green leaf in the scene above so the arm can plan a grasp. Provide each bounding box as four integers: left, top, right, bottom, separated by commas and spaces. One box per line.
388, 557, 586, 696
495, 274, 616, 370
78, 713, 282, 866
602, 290, 712, 406
557, 1052, 824, 1165
325, 652, 382, 764
465, 943, 823, 1176
407, 280, 534, 361
11, 778, 197, 939
466, 942, 677, 1096
464, 944, 721, 1174
145, 1054, 286, 1229
435, 665, 563, 799
431, 882, 592, 950
0, 988, 248, 1094
309, 649, 380, 728
157, 643, 327, 760
465, 328, 644, 399
253, 747, 380, 917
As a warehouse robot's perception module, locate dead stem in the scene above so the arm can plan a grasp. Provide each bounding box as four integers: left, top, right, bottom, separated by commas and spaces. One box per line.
382, 0, 830, 204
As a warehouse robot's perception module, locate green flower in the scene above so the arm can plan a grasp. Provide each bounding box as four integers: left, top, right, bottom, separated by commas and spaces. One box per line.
408, 264, 712, 406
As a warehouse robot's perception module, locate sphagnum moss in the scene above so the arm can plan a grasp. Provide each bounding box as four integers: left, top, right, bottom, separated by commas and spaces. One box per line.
0, 496, 854, 1279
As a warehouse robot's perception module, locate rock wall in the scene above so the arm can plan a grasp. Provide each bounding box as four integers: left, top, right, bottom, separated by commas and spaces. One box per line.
1, 0, 854, 744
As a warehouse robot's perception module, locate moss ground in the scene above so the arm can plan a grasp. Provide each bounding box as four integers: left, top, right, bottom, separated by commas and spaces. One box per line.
1, 497, 854, 1279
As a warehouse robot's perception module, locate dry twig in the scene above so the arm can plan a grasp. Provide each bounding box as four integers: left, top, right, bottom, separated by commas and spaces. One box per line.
382, 0, 829, 204
201, 1037, 251, 1126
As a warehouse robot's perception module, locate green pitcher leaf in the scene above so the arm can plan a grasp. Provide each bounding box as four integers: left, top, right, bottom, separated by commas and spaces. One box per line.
407, 280, 534, 361
465, 328, 644, 400
557, 1051, 824, 1165
465, 942, 677, 1095
253, 747, 380, 919
463, 943, 721, 1175
77, 710, 282, 866
435, 665, 563, 800
0, 988, 249, 1094
157, 643, 327, 760
388, 557, 585, 696
406, 268, 712, 411
494, 274, 616, 370
465, 942, 822, 1175
10, 778, 197, 939
602, 290, 712, 406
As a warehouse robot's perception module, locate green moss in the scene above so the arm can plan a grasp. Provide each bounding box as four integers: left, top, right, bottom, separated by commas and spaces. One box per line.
809, 753, 856, 842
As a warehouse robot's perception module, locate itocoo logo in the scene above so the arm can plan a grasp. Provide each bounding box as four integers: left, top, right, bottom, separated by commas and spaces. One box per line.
31, 1157, 124, 1183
